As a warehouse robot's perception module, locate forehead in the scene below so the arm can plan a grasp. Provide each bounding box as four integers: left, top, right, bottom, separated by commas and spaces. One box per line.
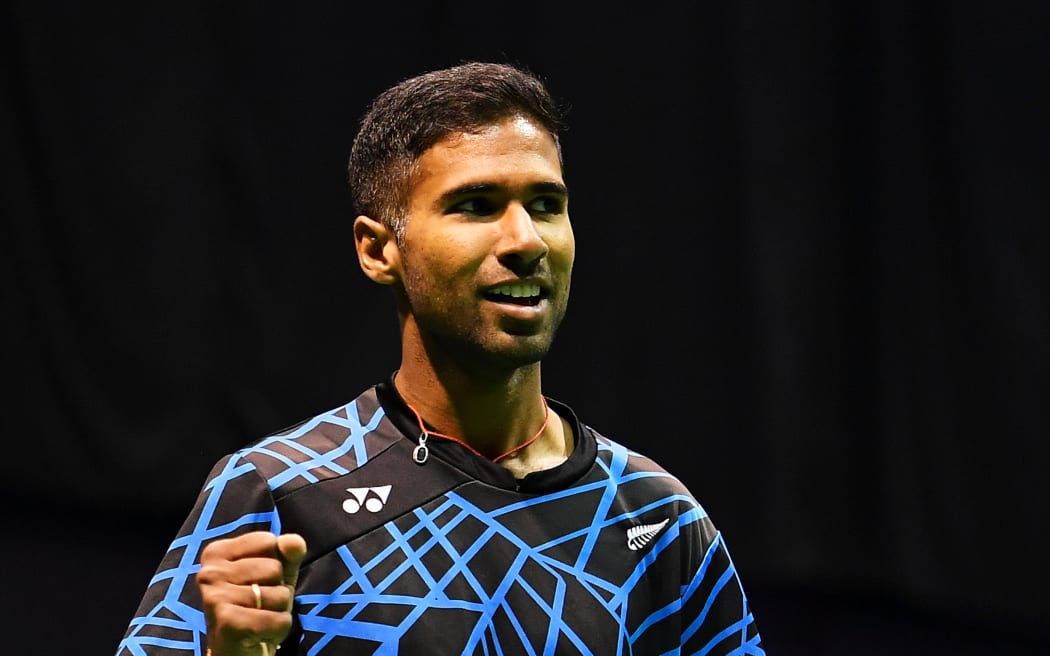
408, 116, 563, 200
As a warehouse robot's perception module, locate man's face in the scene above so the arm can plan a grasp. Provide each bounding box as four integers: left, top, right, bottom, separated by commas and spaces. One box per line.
396, 115, 575, 371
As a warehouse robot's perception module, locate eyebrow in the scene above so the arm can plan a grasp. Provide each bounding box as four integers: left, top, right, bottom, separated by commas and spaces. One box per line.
530, 181, 569, 197
437, 180, 569, 206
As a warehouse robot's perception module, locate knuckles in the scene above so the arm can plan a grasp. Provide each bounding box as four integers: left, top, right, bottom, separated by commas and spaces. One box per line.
275, 585, 294, 609
200, 538, 232, 563
255, 559, 284, 582
195, 564, 227, 586
212, 600, 250, 629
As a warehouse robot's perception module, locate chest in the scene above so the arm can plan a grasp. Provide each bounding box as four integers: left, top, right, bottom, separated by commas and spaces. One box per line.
288, 486, 689, 654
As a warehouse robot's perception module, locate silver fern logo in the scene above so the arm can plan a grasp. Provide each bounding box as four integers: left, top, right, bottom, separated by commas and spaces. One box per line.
627, 518, 670, 551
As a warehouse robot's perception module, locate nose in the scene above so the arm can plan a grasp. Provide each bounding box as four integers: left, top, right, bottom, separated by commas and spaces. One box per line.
496, 203, 548, 273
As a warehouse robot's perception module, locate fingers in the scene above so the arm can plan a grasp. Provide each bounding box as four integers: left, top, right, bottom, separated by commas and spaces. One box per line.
201, 531, 307, 586
276, 533, 307, 588
197, 531, 307, 607
202, 531, 282, 563
198, 578, 294, 610
248, 582, 295, 612
197, 532, 308, 655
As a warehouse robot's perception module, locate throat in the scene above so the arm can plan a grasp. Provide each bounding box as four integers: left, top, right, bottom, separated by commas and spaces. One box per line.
496, 413, 575, 479
406, 397, 552, 464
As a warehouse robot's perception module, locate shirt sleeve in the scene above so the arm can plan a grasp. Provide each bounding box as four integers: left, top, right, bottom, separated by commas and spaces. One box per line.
116, 452, 280, 655
680, 523, 765, 656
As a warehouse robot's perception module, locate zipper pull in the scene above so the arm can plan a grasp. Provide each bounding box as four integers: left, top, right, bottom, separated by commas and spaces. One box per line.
413, 431, 429, 464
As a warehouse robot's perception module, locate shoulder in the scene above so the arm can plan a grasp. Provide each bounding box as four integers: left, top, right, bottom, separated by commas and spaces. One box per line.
226, 386, 402, 499
583, 424, 723, 549
587, 426, 708, 511
590, 427, 691, 490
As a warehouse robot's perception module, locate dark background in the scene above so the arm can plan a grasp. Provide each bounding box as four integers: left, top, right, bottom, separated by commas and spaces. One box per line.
3, 2, 1048, 654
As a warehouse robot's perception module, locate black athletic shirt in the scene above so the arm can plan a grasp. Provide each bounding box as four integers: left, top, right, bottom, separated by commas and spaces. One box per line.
118, 377, 764, 655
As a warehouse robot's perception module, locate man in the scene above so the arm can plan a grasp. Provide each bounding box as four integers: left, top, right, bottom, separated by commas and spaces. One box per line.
119, 61, 764, 655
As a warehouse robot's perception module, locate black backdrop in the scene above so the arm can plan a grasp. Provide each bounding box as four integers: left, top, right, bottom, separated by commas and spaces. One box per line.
3, 2, 1048, 654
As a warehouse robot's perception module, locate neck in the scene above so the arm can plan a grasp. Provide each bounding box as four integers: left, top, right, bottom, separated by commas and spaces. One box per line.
393, 359, 546, 459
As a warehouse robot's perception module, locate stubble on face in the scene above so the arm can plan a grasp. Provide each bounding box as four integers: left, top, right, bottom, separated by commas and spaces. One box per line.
395, 117, 574, 375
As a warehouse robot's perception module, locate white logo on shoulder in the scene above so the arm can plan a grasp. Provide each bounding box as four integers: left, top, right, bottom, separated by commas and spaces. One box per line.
627, 518, 670, 551
342, 485, 392, 514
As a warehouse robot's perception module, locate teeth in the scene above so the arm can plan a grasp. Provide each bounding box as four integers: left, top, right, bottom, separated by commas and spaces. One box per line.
491, 283, 540, 298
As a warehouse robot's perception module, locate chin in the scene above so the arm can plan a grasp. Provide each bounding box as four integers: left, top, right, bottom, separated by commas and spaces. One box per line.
482, 337, 552, 370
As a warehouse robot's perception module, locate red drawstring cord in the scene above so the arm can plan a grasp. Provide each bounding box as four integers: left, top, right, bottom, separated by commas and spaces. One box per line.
406, 397, 550, 464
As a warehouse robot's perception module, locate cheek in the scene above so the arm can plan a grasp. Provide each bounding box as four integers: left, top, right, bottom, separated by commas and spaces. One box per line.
405, 234, 479, 283
545, 226, 576, 270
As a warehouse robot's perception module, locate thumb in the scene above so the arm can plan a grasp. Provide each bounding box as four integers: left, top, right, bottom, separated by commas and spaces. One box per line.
276, 533, 308, 588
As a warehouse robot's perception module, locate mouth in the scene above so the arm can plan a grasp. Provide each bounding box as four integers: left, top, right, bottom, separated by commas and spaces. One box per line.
483, 282, 545, 307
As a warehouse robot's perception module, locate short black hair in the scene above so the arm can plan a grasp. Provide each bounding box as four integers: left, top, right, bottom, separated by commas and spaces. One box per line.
348, 61, 565, 242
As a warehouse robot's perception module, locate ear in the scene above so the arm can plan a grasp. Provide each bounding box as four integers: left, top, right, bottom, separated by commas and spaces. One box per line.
354, 215, 401, 285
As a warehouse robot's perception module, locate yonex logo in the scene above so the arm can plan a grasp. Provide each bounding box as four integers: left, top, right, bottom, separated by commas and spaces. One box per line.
342, 485, 392, 514
627, 518, 670, 551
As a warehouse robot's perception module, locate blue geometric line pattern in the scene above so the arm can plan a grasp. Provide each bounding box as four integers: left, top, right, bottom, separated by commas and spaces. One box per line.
118, 399, 377, 655
293, 466, 755, 653
119, 388, 763, 655
251, 401, 384, 490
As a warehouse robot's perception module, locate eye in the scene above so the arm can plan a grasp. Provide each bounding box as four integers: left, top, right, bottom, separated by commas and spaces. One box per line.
527, 196, 565, 215
448, 197, 496, 216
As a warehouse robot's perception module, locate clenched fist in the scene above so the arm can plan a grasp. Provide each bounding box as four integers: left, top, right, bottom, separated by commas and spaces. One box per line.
196, 531, 307, 656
